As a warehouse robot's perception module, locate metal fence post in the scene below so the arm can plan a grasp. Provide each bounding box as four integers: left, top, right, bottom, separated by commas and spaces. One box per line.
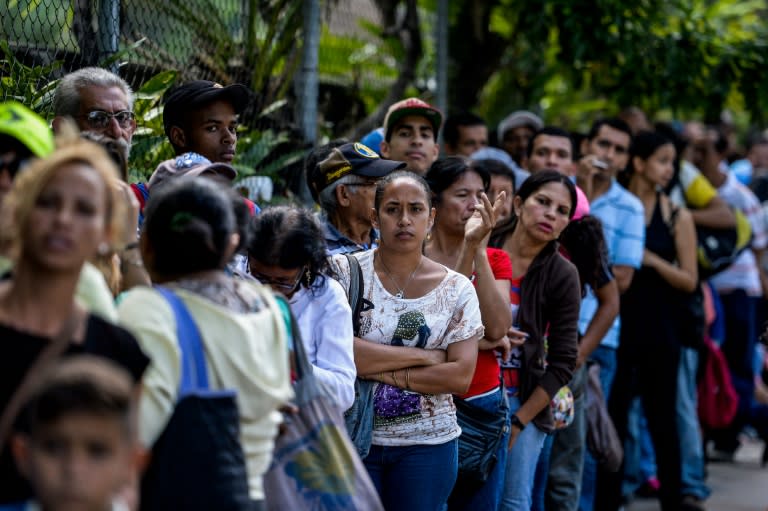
435, 0, 448, 147
97, 0, 120, 72
299, 0, 320, 145
292, 0, 320, 205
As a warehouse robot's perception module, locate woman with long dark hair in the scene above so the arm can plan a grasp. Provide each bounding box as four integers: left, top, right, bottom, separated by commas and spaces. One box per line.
422, 156, 512, 510
488, 170, 581, 510
248, 205, 356, 410
596, 131, 698, 511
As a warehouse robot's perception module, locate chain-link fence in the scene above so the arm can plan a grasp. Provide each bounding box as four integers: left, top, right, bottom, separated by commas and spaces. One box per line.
0, 1, 417, 130
1, 0, 443, 199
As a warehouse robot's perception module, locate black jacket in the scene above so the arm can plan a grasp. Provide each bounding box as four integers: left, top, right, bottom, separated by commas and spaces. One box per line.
516, 240, 580, 432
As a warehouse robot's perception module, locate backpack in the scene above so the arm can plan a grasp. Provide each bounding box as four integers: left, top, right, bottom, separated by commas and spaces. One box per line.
697, 336, 739, 430
695, 207, 752, 279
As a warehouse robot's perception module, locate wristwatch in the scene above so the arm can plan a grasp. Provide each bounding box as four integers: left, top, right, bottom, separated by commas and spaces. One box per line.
510, 414, 526, 431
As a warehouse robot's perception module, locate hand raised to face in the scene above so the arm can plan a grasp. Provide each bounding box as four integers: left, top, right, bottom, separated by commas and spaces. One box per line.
464, 191, 506, 246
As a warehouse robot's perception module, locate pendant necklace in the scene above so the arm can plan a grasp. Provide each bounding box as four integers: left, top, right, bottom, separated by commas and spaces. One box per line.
378, 251, 423, 299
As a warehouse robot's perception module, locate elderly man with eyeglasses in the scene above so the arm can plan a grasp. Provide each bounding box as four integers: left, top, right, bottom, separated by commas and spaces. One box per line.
52, 67, 136, 162
311, 142, 405, 255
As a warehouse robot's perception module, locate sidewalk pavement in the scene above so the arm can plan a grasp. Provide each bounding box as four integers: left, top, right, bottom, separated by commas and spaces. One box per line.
627, 437, 768, 511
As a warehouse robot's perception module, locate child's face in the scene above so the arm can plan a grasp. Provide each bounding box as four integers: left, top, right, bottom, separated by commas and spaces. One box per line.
16, 413, 133, 511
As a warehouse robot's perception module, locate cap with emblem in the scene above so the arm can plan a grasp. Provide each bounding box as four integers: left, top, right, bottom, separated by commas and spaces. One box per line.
162, 80, 250, 136
148, 152, 237, 190
312, 142, 406, 195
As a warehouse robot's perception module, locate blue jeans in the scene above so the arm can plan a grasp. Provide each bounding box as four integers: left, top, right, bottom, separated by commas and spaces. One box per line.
500, 394, 547, 511
448, 387, 509, 511
579, 346, 617, 511
364, 439, 458, 511
545, 364, 588, 511
531, 433, 553, 511
622, 399, 657, 497
678, 346, 710, 499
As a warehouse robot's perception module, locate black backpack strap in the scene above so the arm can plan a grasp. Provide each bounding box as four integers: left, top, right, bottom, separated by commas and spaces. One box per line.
344, 253, 364, 336
343, 253, 374, 336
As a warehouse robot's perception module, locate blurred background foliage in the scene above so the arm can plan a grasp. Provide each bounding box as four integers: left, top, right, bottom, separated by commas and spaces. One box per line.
2, 0, 768, 194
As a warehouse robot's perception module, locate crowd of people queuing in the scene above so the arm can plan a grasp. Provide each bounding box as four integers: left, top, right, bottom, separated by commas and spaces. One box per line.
0, 64, 766, 511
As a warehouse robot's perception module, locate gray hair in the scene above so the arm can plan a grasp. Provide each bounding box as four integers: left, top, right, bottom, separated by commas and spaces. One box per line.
53, 67, 135, 118
318, 174, 368, 217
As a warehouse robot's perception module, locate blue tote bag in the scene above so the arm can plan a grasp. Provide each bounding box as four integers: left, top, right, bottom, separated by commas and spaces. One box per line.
140, 287, 252, 511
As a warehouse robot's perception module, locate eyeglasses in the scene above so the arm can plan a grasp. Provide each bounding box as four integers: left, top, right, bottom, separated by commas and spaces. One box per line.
251, 265, 306, 294
78, 110, 135, 130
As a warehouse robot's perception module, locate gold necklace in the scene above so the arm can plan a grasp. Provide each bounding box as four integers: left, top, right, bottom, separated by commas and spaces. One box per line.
377, 251, 423, 299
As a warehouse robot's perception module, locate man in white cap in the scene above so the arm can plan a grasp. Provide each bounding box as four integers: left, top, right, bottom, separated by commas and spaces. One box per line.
497, 110, 543, 168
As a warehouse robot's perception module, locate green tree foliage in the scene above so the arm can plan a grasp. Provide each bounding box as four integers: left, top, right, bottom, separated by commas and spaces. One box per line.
445, 0, 768, 130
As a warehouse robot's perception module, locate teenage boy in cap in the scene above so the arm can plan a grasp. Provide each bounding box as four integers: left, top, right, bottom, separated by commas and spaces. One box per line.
314, 142, 405, 255
162, 80, 250, 164
131, 80, 251, 219
379, 97, 442, 176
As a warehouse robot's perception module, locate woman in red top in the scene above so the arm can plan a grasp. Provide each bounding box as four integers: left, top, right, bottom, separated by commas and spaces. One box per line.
424, 156, 513, 510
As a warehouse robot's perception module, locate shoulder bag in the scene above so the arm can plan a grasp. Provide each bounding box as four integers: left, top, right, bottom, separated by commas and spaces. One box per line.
453, 384, 509, 486
585, 362, 623, 473
263, 296, 383, 511
140, 287, 251, 511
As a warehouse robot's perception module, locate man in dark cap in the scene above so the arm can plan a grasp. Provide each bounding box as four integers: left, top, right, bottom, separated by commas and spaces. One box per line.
313, 142, 405, 255
130, 80, 251, 221
163, 80, 250, 164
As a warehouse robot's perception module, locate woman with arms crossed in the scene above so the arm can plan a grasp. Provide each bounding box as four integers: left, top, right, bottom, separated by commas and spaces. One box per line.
333, 170, 483, 511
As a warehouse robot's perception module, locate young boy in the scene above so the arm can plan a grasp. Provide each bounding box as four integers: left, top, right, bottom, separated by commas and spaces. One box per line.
9, 356, 140, 511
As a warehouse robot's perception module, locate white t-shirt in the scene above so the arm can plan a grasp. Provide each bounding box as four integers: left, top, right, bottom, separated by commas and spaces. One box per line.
333, 250, 483, 446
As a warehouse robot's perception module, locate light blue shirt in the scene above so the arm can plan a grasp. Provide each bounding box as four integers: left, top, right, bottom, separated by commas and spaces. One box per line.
578, 180, 645, 349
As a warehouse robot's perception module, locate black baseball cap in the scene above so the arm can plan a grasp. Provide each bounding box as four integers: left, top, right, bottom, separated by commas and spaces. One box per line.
163, 80, 250, 136
311, 142, 405, 195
